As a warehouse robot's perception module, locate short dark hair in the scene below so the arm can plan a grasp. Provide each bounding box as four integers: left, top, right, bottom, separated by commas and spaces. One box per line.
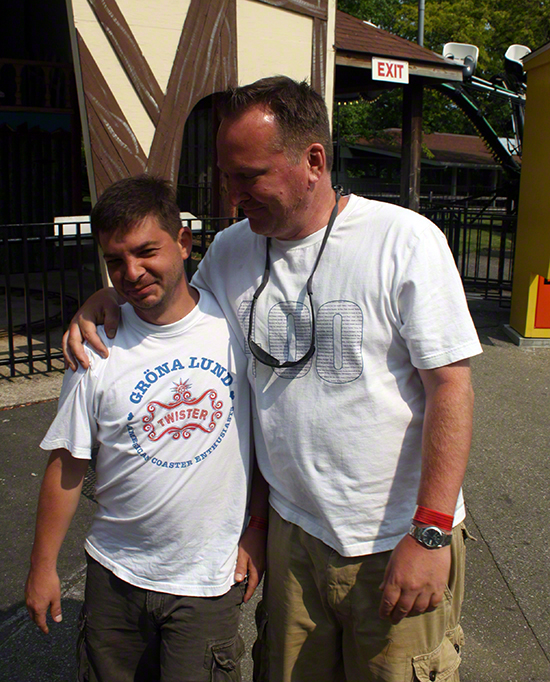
91, 175, 181, 241
218, 76, 333, 171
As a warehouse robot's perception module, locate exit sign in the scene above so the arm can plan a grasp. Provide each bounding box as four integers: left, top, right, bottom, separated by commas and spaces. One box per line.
372, 57, 409, 83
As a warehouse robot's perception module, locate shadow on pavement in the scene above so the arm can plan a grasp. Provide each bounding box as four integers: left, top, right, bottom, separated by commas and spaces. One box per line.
0, 598, 82, 682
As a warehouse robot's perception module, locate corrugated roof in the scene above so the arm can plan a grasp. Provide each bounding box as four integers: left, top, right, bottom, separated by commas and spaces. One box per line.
335, 10, 455, 67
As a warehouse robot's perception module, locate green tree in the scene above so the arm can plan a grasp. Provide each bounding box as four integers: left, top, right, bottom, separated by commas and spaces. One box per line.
336, 91, 402, 143
337, 0, 404, 31
337, 0, 550, 139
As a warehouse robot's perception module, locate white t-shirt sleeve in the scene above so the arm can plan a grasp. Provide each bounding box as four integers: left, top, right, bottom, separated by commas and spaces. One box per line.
397, 220, 482, 369
40, 349, 100, 459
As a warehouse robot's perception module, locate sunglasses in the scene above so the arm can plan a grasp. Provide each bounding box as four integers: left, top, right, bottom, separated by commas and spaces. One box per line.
247, 190, 342, 368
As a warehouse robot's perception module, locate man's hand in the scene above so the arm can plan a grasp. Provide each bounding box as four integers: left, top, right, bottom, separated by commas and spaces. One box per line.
234, 526, 267, 603
25, 565, 62, 634
379, 533, 451, 624
62, 288, 122, 371
377, 359, 471, 624
25, 449, 88, 634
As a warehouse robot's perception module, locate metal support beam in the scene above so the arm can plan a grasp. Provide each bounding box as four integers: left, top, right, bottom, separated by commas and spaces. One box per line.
418, 0, 425, 47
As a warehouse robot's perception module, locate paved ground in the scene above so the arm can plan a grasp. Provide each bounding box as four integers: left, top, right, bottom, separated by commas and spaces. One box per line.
460, 298, 550, 681
1, 297, 550, 681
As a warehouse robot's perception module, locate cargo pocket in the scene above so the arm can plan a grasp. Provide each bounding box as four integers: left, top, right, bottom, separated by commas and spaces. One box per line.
209, 633, 245, 681
412, 636, 461, 682
446, 623, 465, 659
252, 599, 269, 682
76, 605, 90, 682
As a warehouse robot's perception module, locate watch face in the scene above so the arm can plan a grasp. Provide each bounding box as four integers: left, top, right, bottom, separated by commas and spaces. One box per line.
421, 527, 444, 548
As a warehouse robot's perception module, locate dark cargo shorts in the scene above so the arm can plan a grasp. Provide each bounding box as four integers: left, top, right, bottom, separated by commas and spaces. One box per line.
77, 554, 245, 682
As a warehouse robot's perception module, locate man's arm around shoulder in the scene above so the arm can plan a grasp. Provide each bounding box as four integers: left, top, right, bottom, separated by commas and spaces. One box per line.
63, 288, 123, 371
25, 449, 89, 633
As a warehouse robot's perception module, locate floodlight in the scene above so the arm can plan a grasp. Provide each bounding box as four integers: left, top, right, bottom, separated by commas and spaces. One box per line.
443, 42, 479, 79
505, 45, 531, 83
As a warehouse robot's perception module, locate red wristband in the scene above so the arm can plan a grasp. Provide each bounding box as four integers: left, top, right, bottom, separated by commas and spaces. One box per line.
413, 506, 453, 533
248, 515, 268, 531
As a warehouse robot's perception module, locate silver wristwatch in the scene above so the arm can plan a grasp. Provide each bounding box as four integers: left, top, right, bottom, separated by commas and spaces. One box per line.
409, 523, 452, 550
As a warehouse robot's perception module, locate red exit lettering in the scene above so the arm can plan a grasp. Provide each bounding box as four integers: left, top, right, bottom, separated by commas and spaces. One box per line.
377, 61, 404, 79
373, 58, 408, 82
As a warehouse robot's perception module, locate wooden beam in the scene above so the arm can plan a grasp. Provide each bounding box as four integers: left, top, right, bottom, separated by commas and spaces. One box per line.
255, 0, 327, 20
335, 54, 463, 81
77, 35, 147, 196
312, 16, 327, 96
147, 0, 237, 183
400, 81, 423, 211
87, 0, 164, 125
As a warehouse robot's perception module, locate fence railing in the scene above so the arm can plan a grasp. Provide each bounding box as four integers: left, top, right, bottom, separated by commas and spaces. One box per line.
424, 205, 516, 300
0, 58, 73, 111
1, 222, 102, 377
0, 217, 238, 377
1, 208, 513, 376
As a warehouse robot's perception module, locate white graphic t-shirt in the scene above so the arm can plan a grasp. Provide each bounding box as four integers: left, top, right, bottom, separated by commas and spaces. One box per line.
192, 195, 482, 556
41, 290, 250, 597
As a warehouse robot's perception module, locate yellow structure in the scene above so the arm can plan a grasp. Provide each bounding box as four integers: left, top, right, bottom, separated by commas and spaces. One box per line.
510, 42, 550, 339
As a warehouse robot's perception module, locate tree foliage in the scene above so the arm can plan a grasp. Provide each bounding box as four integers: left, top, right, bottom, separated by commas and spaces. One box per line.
336, 0, 403, 32
337, 0, 550, 139
338, 0, 550, 66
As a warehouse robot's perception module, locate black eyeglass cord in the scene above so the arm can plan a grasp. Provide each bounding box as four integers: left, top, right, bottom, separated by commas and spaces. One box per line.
247, 189, 342, 368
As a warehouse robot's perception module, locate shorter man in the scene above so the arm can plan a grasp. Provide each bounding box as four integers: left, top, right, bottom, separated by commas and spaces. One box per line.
25, 175, 266, 682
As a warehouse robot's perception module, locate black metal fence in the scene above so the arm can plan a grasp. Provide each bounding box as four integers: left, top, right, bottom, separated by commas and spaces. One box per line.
1, 208, 514, 376
1, 221, 101, 376
0, 217, 237, 377
424, 205, 516, 301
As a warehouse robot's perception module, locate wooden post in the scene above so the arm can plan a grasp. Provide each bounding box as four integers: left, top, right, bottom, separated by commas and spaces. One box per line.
400, 80, 423, 212
70, 72, 82, 215
211, 95, 236, 223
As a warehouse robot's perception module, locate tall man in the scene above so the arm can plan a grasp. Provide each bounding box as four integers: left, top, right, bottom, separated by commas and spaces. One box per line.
65, 78, 482, 681
26, 176, 266, 682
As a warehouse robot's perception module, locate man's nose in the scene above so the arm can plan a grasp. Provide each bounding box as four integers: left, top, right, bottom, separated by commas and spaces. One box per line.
124, 259, 144, 282
225, 177, 248, 207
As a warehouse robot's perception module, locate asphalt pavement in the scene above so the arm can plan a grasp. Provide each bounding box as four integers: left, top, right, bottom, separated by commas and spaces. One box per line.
1, 296, 549, 681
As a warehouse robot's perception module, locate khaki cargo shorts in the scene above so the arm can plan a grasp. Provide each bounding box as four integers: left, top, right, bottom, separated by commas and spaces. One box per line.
253, 509, 469, 682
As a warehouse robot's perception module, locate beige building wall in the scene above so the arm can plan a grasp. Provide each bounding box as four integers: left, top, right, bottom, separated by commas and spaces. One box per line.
71, 0, 189, 156
236, 0, 313, 85
116, 0, 191, 92
68, 0, 331, 198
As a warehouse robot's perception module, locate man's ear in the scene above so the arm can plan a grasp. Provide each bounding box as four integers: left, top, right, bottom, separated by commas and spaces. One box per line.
306, 143, 326, 185
177, 226, 193, 261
